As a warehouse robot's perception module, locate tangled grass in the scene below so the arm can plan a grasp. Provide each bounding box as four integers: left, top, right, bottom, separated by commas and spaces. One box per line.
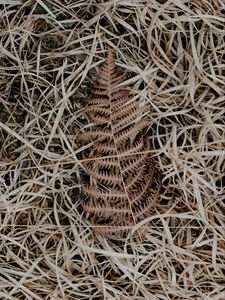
0, 1, 225, 299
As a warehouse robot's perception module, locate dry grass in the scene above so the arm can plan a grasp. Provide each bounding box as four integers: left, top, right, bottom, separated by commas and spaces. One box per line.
0, 1, 225, 299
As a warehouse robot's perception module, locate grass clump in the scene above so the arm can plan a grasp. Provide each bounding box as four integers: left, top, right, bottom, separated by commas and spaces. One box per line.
0, 1, 225, 299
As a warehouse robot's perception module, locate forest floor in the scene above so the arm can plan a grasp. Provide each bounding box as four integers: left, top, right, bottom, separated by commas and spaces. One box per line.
0, 1, 225, 299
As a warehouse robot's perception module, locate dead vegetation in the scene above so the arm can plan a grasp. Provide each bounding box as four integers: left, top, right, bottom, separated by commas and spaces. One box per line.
0, 1, 225, 299
78, 49, 162, 238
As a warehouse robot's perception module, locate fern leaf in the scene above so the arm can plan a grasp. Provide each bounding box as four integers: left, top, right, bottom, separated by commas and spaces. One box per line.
78, 49, 162, 237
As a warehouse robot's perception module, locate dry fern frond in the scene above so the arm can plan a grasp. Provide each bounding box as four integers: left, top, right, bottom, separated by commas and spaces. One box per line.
78, 49, 161, 237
